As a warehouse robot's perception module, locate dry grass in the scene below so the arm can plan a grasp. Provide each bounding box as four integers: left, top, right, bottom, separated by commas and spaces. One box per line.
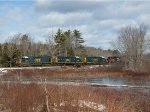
0, 65, 150, 111
0, 83, 149, 112
142, 60, 150, 72
4, 66, 150, 80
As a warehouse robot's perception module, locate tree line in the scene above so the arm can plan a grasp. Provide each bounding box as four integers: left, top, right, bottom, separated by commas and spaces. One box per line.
0, 29, 86, 67
0, 29, 119, 67
1, 24, 148, 72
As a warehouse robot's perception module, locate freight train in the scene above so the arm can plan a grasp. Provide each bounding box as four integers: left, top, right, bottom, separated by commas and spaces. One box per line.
16, 56, 108, 67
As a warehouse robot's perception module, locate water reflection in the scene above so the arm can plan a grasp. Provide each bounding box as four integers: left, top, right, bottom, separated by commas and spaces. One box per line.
87, 76, 150, 87
1, 75, 150, 88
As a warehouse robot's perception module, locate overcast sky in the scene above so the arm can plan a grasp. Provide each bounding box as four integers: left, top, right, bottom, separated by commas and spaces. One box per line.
0, 0, 150, 49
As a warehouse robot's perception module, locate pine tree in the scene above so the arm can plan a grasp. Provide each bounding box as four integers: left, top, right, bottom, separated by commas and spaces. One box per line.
54, 29, 85, 56
1, 43, 21, 67
54, 29, 66, 56
73, 29, 85, 56
63, 30, 74, 56
1, 43, 9, 67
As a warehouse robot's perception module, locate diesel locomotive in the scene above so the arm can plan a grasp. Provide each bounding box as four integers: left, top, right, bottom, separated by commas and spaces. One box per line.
16, 56, 107, 67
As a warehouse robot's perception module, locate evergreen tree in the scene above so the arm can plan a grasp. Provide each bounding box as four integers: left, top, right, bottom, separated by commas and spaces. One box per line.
54, 29, 85, 56
73, 29, 85, 56
54, 29, 66, 56
1, 43, 21, 67
1, 43, 10, 67
63, 30, 74, 56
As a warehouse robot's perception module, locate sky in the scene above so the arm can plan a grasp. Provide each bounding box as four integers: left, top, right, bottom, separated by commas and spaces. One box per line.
0, 0, 150, 50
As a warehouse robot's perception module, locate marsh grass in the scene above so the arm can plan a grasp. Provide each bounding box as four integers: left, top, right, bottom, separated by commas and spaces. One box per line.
0, 66, 150, 112
0, 83, 149, 112
5, 66, 150, 79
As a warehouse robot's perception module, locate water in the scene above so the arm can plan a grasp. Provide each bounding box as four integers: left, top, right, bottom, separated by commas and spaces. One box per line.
87, 76, 150, 88
1, 75, 150, 88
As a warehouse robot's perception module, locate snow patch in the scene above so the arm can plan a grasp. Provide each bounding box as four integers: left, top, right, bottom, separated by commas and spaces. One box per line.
78, 100, 106, 111
60, 102, 65, 106
89, 66, 94, 69
59, 100, 106, 111
0, 68, 7, 75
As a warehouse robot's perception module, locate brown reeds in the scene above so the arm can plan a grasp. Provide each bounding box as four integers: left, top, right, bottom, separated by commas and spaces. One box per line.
0, 83, 149, 112
0, 66, 150, 111
4, 66, 150, 80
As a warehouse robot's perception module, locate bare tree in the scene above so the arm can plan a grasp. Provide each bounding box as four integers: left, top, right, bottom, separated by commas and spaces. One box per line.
116, 24, 149, 71
46, 31, 56, 57
19, 34, 33, 56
